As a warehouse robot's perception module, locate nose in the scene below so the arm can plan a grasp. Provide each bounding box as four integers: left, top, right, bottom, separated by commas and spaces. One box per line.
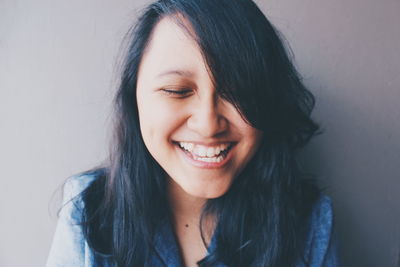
187, 94, 228, 138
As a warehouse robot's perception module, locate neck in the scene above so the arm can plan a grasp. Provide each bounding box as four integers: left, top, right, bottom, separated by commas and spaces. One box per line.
167, 179, 206, 222
167, 178, 216, 239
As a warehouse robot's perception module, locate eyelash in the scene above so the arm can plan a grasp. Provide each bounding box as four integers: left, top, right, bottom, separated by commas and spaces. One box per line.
161, 88, 193, 97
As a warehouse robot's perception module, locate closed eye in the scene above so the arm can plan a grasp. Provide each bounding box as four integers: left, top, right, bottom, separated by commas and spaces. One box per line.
160, 88, 193, 98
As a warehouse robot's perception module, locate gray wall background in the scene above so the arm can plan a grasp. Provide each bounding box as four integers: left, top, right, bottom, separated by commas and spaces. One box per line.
1, 0, 399, 266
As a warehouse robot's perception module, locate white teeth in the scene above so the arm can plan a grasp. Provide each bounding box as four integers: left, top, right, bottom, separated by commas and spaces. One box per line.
187, 143, 194, 151
196, 146, 207, 157
195, 155, 224, 163
206, 147, 215, 157
178, 142, 231, 158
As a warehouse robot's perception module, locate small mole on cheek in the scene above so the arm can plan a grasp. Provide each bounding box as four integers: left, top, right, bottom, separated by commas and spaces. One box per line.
185, 224, 189, 228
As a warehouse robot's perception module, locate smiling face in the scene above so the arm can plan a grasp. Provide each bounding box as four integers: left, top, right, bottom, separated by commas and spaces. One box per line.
136, 17, 263, 200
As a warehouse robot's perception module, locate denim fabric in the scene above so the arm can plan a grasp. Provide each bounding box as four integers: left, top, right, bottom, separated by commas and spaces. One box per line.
46, 174, 340, 267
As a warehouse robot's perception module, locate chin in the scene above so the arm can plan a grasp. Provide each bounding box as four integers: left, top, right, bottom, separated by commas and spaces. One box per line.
181, 178, 232, 199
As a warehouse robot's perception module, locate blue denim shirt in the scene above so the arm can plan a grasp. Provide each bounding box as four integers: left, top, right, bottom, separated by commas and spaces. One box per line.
46, 174, 340, 267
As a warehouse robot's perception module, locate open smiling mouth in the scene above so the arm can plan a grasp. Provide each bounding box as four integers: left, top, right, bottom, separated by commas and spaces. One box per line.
173, 141, 235, 167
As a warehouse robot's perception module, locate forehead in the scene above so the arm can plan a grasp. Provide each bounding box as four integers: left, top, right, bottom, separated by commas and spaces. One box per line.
138, 17, 210, 80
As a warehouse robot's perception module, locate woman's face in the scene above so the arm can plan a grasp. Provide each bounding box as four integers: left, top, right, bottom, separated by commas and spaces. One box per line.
136, 17, 263, 199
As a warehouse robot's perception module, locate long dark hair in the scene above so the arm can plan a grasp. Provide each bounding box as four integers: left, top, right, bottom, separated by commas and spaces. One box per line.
79, 0, 322, 266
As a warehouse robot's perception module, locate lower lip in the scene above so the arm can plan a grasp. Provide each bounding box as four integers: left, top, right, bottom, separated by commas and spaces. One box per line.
175, 143, 234, 169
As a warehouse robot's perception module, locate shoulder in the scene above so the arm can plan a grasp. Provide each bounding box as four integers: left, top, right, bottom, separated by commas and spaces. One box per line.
304, 195, 340, 266
59, 170, 101, 223
310, 195, 334, 231
47, 171, 103, 266
63, 171, 99, 200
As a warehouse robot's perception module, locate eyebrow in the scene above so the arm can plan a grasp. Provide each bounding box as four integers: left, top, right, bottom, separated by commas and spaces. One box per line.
156, 69, 195, 78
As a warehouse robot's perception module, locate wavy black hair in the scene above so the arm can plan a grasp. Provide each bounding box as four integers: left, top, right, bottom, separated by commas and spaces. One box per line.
79, 0, 322, 266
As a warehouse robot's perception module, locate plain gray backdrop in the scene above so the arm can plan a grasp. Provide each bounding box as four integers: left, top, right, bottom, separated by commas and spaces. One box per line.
1, 0, 399, 266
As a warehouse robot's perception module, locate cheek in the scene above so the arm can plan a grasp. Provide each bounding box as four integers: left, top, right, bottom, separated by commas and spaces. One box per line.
237, 124, 263, 158
247, 129, 263, 150
137, 96, 184, 151
246, 134, 263, 164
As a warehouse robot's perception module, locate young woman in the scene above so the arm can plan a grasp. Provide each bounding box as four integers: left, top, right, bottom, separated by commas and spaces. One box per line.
47, 0, 339, 266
